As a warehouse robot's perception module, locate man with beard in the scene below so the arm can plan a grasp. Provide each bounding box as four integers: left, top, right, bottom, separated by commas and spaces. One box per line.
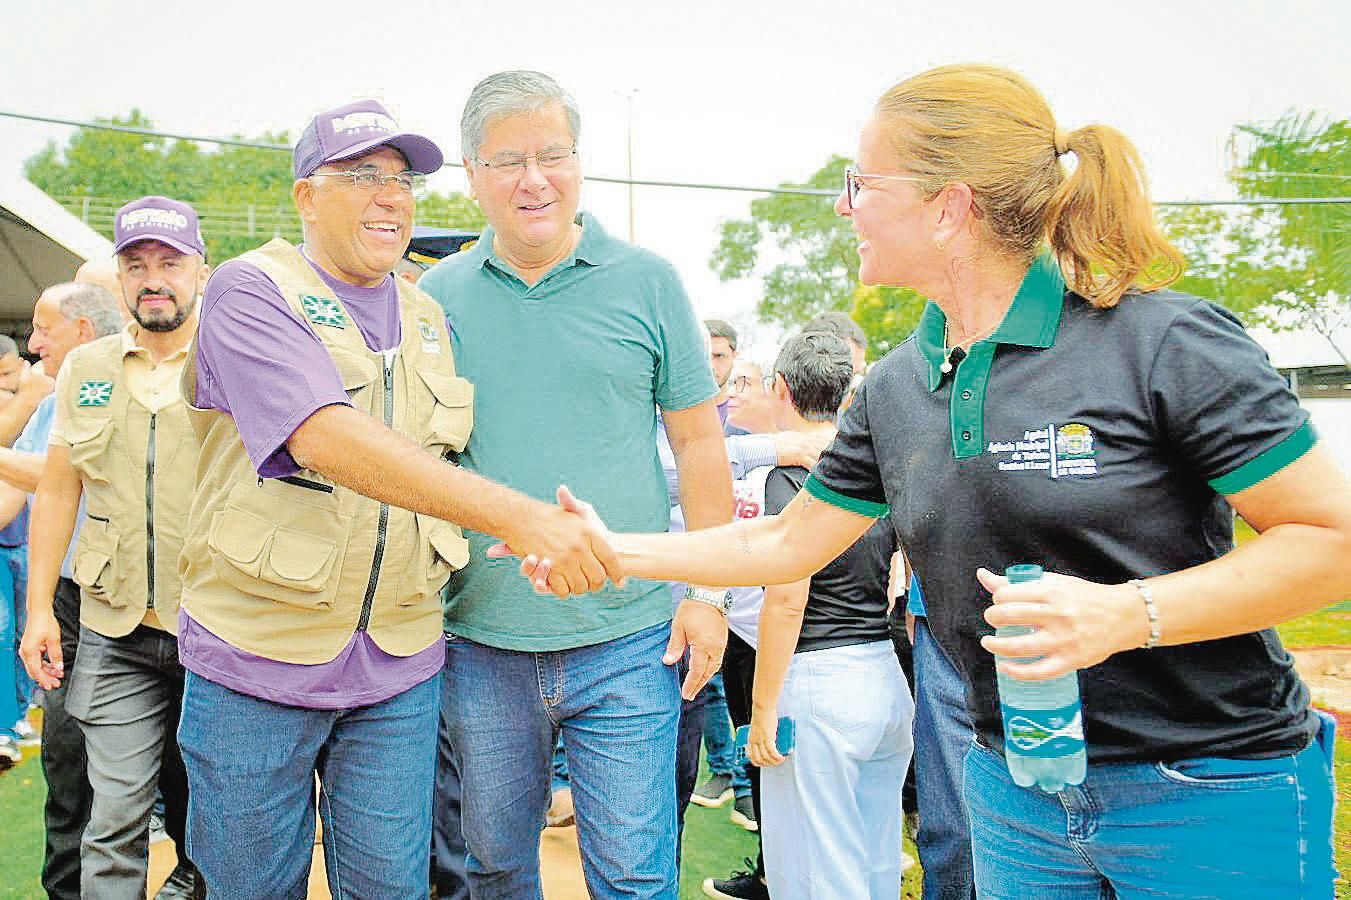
22, 196, 206, 899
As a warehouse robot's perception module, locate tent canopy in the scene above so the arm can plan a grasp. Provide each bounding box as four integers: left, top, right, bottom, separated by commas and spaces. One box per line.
0, 175, 112, 331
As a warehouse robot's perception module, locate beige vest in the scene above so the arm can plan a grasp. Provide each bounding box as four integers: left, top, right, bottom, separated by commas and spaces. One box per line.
63, 335, 195, 637
179, 239, 474, 663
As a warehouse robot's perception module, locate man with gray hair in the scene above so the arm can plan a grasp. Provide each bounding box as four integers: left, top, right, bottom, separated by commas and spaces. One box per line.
1, 281, 120, 899
420, 70, 732, 899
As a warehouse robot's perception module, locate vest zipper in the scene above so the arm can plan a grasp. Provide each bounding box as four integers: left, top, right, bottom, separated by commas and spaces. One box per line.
357, 349, 397, 631
278, 475, 334, 493
146, 413, 157, 610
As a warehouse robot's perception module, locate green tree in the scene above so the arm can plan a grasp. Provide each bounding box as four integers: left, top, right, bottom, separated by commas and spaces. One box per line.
24, 111, 484, 265
1162, 111, 1350, 361
710, 156, 926, 357
849, 284, 929, 359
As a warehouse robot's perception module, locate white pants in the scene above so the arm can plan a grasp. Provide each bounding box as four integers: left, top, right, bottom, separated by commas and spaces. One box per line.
761, 640, 914, 900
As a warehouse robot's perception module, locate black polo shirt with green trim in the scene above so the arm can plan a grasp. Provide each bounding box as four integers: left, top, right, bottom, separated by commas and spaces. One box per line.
808, 256, 1317, 762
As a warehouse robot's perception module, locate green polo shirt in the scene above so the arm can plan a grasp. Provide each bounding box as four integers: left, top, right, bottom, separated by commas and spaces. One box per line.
418, 212, 717, 651
808, 255, 1318, 763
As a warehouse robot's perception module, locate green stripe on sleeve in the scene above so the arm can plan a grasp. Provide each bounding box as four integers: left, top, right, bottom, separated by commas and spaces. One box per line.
1209, 421, 1318, 495
803, 474, 890, 518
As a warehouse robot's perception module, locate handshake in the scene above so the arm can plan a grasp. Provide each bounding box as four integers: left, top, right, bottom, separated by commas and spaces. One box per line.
489, 485, 622, 598
490, 487, 728, 700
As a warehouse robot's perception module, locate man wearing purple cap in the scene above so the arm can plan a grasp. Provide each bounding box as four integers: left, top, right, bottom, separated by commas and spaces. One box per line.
23, 195, 207, 899
173, 99, 620, 898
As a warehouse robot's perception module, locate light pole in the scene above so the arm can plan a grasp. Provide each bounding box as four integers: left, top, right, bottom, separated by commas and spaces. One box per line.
617, 88, 639, 242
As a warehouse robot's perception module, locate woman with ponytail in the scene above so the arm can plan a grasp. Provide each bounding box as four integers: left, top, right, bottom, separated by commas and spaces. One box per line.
511, 64, 1346, 898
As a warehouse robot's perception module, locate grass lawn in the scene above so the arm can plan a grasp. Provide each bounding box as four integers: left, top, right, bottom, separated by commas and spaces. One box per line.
0, 744, 45, 899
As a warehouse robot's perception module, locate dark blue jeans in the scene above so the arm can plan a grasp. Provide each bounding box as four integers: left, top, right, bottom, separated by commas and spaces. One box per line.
913, 617, 976, 900
440, 621, 681, 899
180, 670, 441, 899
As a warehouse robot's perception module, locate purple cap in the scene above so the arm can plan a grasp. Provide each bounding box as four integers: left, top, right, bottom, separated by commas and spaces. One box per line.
113, 196, 206, 257
293, 100, 444, 178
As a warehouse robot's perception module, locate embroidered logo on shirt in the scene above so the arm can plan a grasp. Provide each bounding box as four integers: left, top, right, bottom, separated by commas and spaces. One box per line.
418, 318, 441, 354
77, 381, 114, 407
300, 294, 348, 329
985, 423, 1098, 478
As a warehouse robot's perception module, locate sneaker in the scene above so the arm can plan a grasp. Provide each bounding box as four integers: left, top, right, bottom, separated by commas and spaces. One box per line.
690, 772, 734, 808
545, 787, 574, 828
702, 860, 769, 900
154, 860, 204, 900
149, 812, 170, 845
728, 793, 758, 833
13, 719, 39, 746
0, 736, 19, 770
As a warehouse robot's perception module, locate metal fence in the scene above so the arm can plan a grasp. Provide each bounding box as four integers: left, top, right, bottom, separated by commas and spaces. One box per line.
53, 195, 481, 243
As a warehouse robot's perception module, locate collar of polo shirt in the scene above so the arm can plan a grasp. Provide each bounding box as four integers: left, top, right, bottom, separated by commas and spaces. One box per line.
915, 253, 1067, 459
464, 211, 603, 285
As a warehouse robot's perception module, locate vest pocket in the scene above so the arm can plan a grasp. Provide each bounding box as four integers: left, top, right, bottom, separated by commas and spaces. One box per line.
65, 417, 116, 484
208, 506, 343, 609
406, 512, 470, 605
415, 369, 474, 454
330, 347, 379, 396
73, 517, 125, 605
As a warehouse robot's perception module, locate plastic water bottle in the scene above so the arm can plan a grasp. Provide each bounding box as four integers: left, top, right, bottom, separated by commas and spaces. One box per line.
994, 564, 1087, 793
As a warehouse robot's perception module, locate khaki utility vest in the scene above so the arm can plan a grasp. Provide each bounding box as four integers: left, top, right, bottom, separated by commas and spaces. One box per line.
179, 239, 474, 664
63, 333, 195, 637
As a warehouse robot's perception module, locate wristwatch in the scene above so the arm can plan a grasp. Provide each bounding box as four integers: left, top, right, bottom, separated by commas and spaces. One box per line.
683, 586, 733, 615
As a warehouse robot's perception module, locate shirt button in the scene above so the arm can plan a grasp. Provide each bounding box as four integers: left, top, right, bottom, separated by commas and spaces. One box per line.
961, 430, 972, 441
961, 389, 973, 400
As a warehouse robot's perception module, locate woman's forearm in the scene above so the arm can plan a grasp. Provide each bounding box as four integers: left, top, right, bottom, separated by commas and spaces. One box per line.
752, 581, 810, 714
615, 490, 874, 587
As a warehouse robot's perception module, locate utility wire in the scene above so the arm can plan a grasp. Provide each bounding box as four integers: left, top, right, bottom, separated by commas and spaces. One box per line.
4, 109, 1350, 206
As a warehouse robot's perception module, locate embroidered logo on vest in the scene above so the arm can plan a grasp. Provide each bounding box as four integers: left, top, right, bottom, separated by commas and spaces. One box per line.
418, 318, 440, 354
77, 381, 114, 407
300, 294, 348, 329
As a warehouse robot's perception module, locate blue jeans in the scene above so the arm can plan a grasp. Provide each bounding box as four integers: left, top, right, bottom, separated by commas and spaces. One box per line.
179, 670, 441, 899
0, 544, 28, 737
913, 617, 976, 900
964, 711, 1338, 899
441, 621, 680, 899
550, 734, 570, 793
701, 673, 735, 775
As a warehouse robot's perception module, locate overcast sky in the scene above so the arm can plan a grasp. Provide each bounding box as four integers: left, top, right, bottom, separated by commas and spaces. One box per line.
2, 0, 1347, 358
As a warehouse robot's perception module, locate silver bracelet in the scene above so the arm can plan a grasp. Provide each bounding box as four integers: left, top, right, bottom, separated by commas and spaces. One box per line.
1129, 578, 1161, 649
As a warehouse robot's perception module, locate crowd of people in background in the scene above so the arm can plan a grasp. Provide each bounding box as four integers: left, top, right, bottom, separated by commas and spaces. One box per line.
0, 62, 1344, 900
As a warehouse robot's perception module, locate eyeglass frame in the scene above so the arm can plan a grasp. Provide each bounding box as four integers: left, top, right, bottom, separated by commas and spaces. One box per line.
473, 145, 579, 175
731, 373, 779, 394
843, 166, 928, 210
310, 165, 428, 198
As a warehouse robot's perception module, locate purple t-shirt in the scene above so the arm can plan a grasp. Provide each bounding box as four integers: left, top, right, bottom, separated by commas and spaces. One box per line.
180, 250, 443, 709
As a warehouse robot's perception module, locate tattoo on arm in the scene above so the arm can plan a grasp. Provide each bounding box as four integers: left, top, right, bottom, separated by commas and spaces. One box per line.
737, 521, 752, 555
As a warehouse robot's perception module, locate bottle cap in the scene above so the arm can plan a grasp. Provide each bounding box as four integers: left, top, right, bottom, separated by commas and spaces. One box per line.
1005, 564, 1043, 583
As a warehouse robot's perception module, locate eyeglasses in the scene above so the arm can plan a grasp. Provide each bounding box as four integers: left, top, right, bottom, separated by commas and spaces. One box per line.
731, 374, 777, 394
312, 166, 428, 198
474, 146, 578, 175
843, 166, 927, 210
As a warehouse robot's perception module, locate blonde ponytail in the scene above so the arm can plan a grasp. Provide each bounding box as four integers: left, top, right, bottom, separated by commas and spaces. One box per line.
1044, 125, 1184, 307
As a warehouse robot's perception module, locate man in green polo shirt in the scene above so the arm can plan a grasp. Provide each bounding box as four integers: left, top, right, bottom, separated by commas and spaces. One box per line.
418, 70, 732, 898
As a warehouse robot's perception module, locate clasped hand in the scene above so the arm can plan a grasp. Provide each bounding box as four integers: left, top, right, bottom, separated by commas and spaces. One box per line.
489, 486, 727, 700
486, 485, 624, 599
977, 567, 1146, 680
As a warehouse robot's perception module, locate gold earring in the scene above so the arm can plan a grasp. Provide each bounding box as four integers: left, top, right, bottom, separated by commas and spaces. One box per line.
935, 238, 945, 251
